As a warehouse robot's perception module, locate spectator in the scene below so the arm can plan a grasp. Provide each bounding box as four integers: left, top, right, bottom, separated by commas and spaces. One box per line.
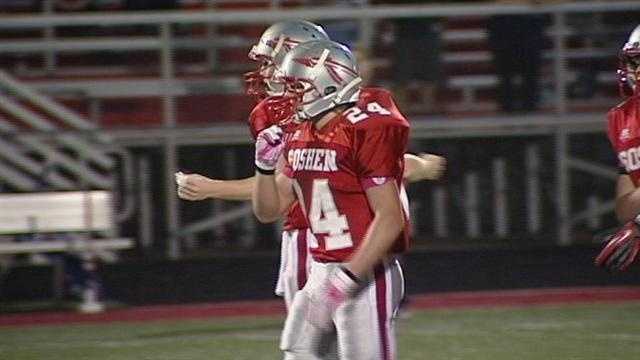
486, 1, 547, 112
391, 0, 443, 114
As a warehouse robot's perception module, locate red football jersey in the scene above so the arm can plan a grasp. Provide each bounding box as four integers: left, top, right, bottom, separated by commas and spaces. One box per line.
282, 87, 410, 262
248, 96, 308, 231
607, 94, 640, 185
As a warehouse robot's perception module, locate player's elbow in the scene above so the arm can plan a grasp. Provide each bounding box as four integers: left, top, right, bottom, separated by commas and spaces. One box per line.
253, 206, 279, 223
254, 212, 277, 223
380, 208, 405, 237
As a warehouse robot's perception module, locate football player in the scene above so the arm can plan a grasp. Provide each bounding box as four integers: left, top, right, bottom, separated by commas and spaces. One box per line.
179, 20, 328, 309
253, 40, 410, 359
177, 21, 446, 311
595, 25, 640, 272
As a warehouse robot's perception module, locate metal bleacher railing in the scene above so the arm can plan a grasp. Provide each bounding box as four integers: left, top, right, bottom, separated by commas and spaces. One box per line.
1, 1, 639, 258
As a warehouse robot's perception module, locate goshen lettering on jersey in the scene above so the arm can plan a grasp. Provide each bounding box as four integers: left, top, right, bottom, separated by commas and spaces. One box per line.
287, 148, 338, 172
619, 146, 640, 172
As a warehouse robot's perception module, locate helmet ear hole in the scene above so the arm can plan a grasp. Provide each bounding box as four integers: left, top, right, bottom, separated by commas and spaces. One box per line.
324, 86, 337, 96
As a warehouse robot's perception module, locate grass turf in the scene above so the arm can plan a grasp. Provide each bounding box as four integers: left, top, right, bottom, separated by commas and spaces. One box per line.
1, 302, 640, 360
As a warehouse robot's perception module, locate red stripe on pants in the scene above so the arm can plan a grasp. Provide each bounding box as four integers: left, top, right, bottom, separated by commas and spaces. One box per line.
296, 230, 308, 290
375, 264, 390, 360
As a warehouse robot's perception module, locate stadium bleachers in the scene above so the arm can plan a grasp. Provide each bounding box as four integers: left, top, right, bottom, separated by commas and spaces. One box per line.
1, 2, 637, 128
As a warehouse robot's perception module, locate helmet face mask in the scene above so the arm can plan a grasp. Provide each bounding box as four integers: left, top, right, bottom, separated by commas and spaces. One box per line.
244, 21, 329, 100
244, 55, 285, 99
244, 56, 275, 98
618, 25, 640, 97
280, 76, 325, 121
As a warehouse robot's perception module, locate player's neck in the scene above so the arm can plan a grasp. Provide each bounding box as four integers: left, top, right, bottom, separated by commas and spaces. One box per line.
313, 106, 347, 130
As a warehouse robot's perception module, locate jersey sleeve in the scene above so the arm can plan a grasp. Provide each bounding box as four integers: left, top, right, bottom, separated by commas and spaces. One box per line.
248, 100, 271, 140
606, 108, 628, 175
353, 120, 409, 188
606, 108, 618, 148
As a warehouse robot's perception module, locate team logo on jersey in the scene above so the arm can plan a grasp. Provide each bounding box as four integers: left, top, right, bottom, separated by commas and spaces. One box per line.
288, 148, 338, 172
620, 128, 632, 142
371, 177, 388, 185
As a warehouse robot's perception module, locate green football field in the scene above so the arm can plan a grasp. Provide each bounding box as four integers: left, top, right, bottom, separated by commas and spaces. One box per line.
1, 302, 640, 360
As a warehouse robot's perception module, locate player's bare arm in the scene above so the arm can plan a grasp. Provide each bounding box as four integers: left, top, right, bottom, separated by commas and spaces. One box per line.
253, 172, 295, 223
345, 181, 406, 278
304, 179, 406, 332
176, 173, 255, 201
614, 174, 640, 223
403, 153, 446, 183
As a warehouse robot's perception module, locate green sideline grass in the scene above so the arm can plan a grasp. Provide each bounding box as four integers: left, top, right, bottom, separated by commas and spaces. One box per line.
1, 303, 640, 360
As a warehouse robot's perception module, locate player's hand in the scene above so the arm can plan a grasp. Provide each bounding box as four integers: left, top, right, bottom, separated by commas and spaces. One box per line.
306, 267, 360, 331
255, 125, 284, 173
407, 153, 446, 182
595, 216, 640, 272
175, 172, 214, 201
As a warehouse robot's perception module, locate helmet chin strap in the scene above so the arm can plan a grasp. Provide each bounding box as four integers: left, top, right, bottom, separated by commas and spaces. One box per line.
302, 79, 361, 120
333, 77, 362, 104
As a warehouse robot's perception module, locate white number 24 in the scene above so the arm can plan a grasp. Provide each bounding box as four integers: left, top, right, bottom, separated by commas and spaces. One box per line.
309, 179, 353, 250
345, 101, 391, 124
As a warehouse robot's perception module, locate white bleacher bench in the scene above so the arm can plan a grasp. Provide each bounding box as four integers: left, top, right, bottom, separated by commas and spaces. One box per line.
0, 190, 134, 312
0, 190, 130, 237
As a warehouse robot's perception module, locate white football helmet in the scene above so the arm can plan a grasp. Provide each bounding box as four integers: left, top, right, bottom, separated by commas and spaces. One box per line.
277, 40, 362, 120
245, 20, 329, 99
618, 24, 640, 97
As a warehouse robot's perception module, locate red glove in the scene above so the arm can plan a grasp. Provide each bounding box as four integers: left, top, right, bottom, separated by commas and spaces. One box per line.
595, 216, 640, 272
306, 267, 360, 331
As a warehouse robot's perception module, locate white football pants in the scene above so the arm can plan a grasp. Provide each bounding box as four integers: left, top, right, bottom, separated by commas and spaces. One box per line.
280, 258, 404, 360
